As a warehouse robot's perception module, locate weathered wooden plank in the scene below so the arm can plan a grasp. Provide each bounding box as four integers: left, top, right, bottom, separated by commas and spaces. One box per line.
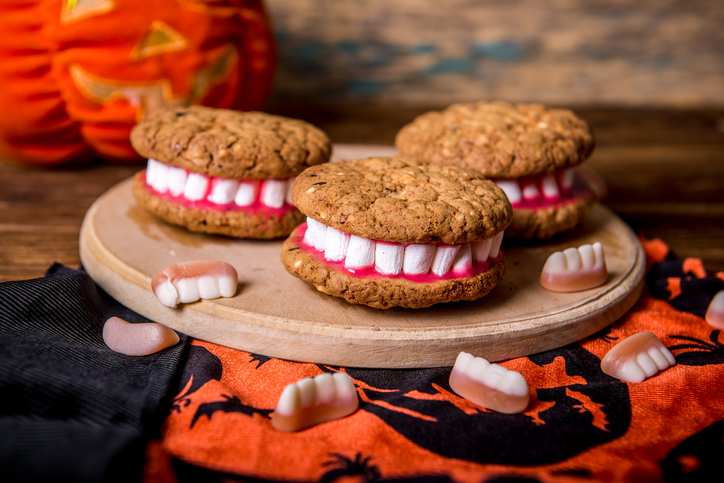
265, 0, 724, 107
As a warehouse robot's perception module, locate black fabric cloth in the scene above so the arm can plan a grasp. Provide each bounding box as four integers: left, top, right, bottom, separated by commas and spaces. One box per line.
0, 264, 188, 483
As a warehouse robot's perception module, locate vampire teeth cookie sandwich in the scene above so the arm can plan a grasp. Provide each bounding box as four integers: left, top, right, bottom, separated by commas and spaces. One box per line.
130, 105, 332, 239
394, 101, 596, 239
280, 155, 512, 309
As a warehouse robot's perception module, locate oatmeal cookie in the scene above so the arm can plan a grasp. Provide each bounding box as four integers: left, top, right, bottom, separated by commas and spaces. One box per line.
281, 155, 512, 309
131, 105, 331, 179
395, 101, 597, 239
131, 106, 331, 239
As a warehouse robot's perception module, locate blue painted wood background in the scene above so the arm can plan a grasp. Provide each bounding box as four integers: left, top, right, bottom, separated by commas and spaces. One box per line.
265, 0, 723, 106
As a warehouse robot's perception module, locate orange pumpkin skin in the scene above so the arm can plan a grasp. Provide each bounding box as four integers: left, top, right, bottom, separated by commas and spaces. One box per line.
0, 0, 276, 166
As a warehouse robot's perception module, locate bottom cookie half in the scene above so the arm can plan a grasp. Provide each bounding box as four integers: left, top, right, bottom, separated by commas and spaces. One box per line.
280, 228, 507, 310
504, 196, 594, 240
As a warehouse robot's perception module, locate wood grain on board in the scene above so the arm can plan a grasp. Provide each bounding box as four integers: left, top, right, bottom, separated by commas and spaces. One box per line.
79, 146, 645, 368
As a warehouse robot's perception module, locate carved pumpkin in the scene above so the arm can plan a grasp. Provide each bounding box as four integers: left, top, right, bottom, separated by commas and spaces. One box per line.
0, 0, 276, 166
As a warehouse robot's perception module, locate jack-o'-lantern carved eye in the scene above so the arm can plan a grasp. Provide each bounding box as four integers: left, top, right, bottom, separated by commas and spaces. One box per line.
130, 20, 189, 61
62, 0, 115, 23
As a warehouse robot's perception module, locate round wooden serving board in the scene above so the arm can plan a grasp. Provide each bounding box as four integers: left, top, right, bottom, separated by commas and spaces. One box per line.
79, 144, 645, 368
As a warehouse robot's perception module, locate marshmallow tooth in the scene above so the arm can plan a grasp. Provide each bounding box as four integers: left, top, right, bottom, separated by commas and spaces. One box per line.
234, 180, 260, 207
375, 243, 404, 275
272, 372, 359, 432
472, 238, 492, 262
489, 232, 504, 258
304, 217, 328, 251
207, 178, 240, 205
345, 234, 375, 269
452, 243, 473, 273
540, 241, 607, 292
184, 172, 210, 201
151, 260, 238, 308
559, 169, 575, 190
167, 165, 188, 197
147, 159, 170, 194
306, 218, 503, 277
403, 243, 435, 275
449, 352, 530, 414
601, 331, 676, 383
522, 181, 540, 200
260, 179, 288, 208
541, 174, 560, 198
325, 227, 350, 262
431, 245, 460, 276
496, 180, 522, 204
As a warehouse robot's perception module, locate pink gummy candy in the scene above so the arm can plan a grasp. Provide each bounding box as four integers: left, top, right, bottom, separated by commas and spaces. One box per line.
102, 316, 179, 356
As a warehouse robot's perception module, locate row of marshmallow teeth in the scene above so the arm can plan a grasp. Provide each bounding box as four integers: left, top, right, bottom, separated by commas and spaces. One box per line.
494, 169, 575, 204
145, 159, 293, 209
304, 217, 504, 277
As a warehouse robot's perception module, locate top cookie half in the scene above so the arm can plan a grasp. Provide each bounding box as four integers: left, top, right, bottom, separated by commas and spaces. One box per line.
130, 106, 332, 179
395, 101, 595, 179
290, 155, 512, 245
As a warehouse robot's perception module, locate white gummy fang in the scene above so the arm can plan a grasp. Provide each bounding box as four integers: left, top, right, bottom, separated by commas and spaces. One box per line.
148, 159, 170, 193
579, 243, 596, 269
272, 372, 359, 432
175, 277, 200, 304
449, 352, 530, 414
285, 178, 294, 205
151, 260, 238, 308
540, 241, 607, 292
154, 280, 179, 308
600, 331, 676, 383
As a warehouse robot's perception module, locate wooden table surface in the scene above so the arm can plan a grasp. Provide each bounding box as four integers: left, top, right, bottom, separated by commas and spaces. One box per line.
1, 104, 723, 282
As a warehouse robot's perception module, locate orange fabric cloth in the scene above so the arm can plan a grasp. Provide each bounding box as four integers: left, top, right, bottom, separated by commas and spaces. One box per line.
145, 239, 724, 481
0, 0, 275, 166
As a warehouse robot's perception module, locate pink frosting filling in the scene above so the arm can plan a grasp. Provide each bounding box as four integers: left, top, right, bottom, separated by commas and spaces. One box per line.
294, 224, 502, 283
143, 171, 297, 218
493, 169, 593, 211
